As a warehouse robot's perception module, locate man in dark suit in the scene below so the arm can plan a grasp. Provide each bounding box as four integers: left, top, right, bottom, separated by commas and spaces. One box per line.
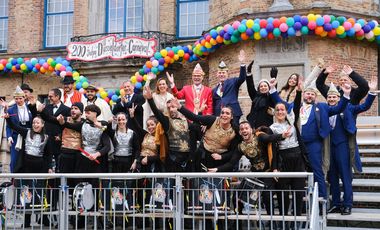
6, 86, 33, 172
41, 88, 71, 170
212, 50, 247, 124
113, 81, 145, 128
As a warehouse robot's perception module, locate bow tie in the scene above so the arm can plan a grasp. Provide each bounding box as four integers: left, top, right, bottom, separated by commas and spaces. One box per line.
53, 105, 58, 109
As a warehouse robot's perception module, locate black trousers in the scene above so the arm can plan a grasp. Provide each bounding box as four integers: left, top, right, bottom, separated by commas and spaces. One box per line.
276, 147, 306, 216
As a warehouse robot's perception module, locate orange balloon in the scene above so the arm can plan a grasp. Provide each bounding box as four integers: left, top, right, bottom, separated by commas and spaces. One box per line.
201, 39, 206, 46
280, 17, 287, 23
146, 61, 153, 68
48, 66, 54, 71
347, 18, 355, 26
164, 56, 171, 64
315, 26, 324, 35
241, 32, 249, 40
216, 36, 224, 43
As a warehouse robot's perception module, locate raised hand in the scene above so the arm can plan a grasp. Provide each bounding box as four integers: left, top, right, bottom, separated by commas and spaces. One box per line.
166, 72, 175, 87
269, 78, 277, 89
57, 114, 65, 125
296, 76, 304, 91
0, 98, 8, 112
342, 65, 353, 76
238, 50, 246, 64
324, 65, 336, 74
37, 104, 45, 112
247, 60, 254, 74
28, 95, 36, 105
270, 67, 278, 79
369, 75, 378, 92
143, 85, 153, 99
342, 83, 352, 97
128, 103, 137, 118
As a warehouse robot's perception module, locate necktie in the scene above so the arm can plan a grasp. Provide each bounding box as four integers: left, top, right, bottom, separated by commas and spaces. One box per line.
127, 95, 131, 102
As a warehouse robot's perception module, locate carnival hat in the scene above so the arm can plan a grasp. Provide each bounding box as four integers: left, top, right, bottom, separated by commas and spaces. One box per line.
218, 61, 228, 70
86, 84, 98, 92
304, 80, 319, 94
327, 82, 340, 96
14, 85, 25, 97
20, 83, 33, 93
61, 76, 75, 84
192, 63, 205, 76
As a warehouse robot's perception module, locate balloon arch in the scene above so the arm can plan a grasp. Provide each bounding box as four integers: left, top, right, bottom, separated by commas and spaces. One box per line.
2, 14, 379, 106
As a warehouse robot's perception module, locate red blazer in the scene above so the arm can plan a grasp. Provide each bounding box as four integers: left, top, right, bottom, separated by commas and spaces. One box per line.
172, 84, 213, 115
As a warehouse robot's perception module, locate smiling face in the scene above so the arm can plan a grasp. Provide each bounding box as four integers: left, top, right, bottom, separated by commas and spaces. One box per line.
338, 75, 350, 88
63, 83, 73, 94
157, 79, 168, 94
146, 118, 157, 134
258, 82, 269, 94
32, 117, 44, 133
217, 70, 228, 83
123, 81, 134, 95
303, 91, 316, 104
220, 107, 233, 126
86, 89, 96, 101
239, 122, 253, 141
327, 94, 340, 106
288, 74, 298, 87
14, 96, 25, 106
192, 73, 204, 86
71, 106, 82, 119
167, 101, 179, 118
117, 113, 127, 129
274, 103, 287, 122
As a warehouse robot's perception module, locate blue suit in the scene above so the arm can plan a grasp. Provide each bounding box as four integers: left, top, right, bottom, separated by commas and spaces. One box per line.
6, 104, 32, 173
270, 90, 349, 198
329, 93, 376, 208
212, 65, 246, 122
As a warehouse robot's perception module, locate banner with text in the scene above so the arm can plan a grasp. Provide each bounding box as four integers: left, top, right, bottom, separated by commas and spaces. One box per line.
66, 35, 157, 61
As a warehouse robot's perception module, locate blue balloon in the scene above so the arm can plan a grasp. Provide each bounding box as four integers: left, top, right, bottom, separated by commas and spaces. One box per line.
66, 66, 73, 72
266, 24, 274, 32
293, 15, 301, 23
76, 82, 82, 90
357, 19, 365, 27
368, 21, 376, 29
331, 21, 340, 29
267, 17, 274, 24
287, 27, 296, 36
182, 46, 189, 53
111, 95, 119, 102
259, 28, 268, 38
15, 64, 20, 70
32, 67, 38, 73
323, 23, 332, 32
55, 57, 63, 63
362, 25, 371, 33
227, 26, 234, 35
293, 22, 302, 30
254, 18, 260, 24
316, 17, 325, 26
158, 65, 164, 72
62, 60, 69, 66
11, 59, 17, 65
347, 28, 356, 37
135, 82, 142, 89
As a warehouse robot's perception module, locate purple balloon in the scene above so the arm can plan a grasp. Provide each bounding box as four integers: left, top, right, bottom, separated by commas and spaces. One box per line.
223, 33, 231, 40
293, 22, 302, 30
219, 30, 225, 37
368, 21, 376, 29
362, 25, 371, 33
158, 58, 165, 65
300, 17, 308, 26
246, 28, 254, 36
323, 23, 332, 32
266, 23, 274, 32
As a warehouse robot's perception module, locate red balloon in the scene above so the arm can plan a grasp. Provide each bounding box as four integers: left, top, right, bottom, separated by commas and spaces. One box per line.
168, 50, 175, 58
206, 35, 211, 42
328, 30, 336, 38
35, 64, 41, 70
273, 19, 281, 28
267, 33, 275, 39
184, 53, 190, 60
0, 59, 7, 65
259, 20, 268, 28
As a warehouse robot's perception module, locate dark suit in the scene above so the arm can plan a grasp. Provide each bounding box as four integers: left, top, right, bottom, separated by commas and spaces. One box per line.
6, 104, 32, 173
270, 90, 349, 198
112, 93, 145, 128
329, 93, 376, 208
41, 103, 71, 169
212, 65, 246, 122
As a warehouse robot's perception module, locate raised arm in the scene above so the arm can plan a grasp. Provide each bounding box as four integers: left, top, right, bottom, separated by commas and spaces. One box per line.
5, 117, 28, 138
348, 68, 369, 103
328, 84, 351, 116
352, 76, 377, 115
236, 50, 248, 87
177, 103, 216, 127
316, 66, 335, 99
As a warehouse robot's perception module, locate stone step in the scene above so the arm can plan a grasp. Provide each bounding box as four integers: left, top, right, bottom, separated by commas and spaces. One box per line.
361, 157, 380, 167
350, 179, 380, 192
354, 167, 380, 179
359, 148, 380, 157
327, 208, 380, 228
327, 227, 380, 230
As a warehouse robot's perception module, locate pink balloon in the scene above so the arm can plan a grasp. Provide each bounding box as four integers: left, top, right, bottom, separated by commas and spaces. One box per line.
279, 23, 288, 32
343, 21, 352, 31
323, 15, 331, 23
42, 63, 49, 69
137, 75, 143, 82
60, 65, 66, 71
353, 23, 362, 32
223, 24, 230, 32
232, 21, 240, 29
308, 21, 317, 30
365, 31, 374, 39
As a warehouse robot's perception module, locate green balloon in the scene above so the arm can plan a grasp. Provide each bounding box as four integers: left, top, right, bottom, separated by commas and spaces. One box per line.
231, 35, 239, 43
301, 26, 309, 35
273, 28, 281, 37
252, 24, 260, 32
337, 16, 345, 25
223, 40, 231, 45
330, 15, 336, 22
139, 68, 145, 75
233, 30, 240, 37
115, 89, 120, 96
337, 32, 346, 38
286, 18, 295, 27
50, 61, 56, 67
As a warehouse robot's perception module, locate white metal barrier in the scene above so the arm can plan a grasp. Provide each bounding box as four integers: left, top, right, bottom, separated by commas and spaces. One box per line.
0, 172, 323, 230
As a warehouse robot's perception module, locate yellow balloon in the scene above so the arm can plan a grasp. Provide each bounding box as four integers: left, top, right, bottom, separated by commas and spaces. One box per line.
174, 54, 179, 61
205, 42, 212, 49
254, 32, 261, 40
160, 49, 168, 57
178, 49, 184, 57
246, 19, 254, 28
72, 72, 79, 77
131, 76, 137, 83
120, 89, 125, 96
373, 27, 380, 36
336, 26, 345, 35
307, 14, 316, 22
320, 31, 328, 37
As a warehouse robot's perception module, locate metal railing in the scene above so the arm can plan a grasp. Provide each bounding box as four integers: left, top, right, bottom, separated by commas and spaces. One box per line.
0, 172, 323, 230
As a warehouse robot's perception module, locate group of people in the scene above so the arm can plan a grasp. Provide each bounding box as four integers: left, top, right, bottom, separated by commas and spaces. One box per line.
1, 49, 378, 226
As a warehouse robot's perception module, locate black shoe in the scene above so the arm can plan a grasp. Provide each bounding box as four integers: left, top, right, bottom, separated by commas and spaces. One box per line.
327, 206, 341, 214
341, 207, 351, 215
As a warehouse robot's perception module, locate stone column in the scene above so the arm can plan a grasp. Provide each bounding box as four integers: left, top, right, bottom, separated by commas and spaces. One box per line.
268, 0, 294, 12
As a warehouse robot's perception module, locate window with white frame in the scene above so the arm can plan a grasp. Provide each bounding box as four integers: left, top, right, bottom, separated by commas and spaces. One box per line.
106, 0, 143, 33
0, 0, 8, 50
178, 0, 209, 38
45, 0, 74, 48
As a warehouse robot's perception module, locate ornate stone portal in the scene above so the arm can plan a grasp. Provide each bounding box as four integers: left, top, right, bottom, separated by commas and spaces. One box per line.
268, 0, 294, 12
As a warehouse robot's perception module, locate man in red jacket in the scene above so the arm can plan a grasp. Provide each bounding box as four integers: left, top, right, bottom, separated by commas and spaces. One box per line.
168, 63, 213, 115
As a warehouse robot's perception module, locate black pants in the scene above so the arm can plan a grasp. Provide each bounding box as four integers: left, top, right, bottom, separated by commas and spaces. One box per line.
276, 147, 306, 216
